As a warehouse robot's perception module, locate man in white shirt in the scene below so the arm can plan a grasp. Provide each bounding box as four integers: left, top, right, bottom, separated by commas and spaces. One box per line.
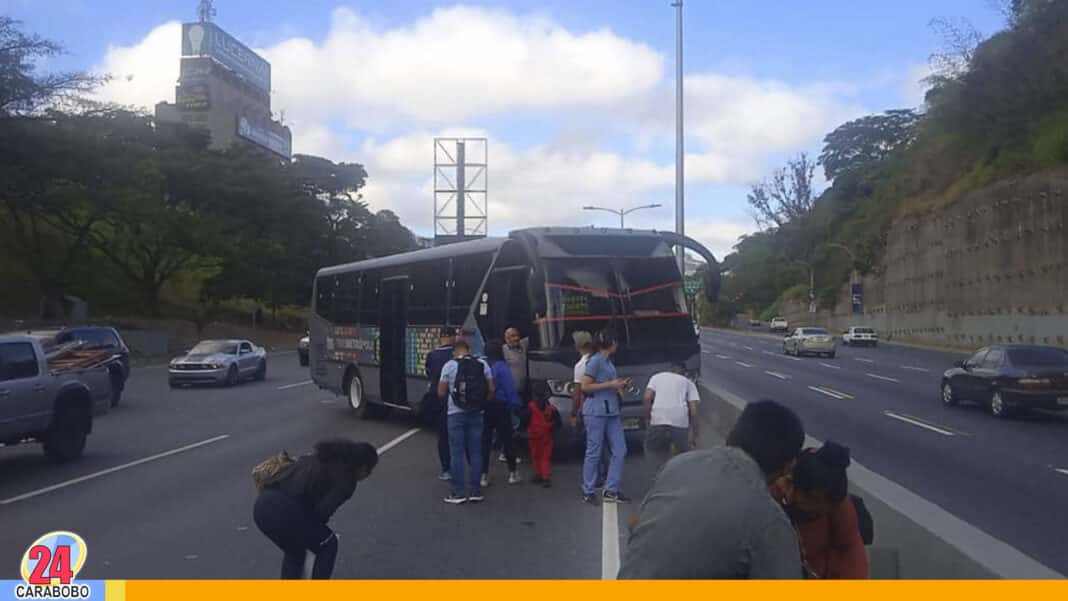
643, 364, 700, 467
569, 331, 594, 427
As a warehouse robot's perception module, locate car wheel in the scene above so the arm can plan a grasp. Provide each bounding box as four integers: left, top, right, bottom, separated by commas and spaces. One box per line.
989, 390, 1013, 419
108, 367, 124, 408
872, 342, 878, 348
782, 343, 789, 355
828, 351, 836, 359
346, 370, 374, 419
941, 381, 958, 407
43, 404, 90, 463
225, 365, 239, 387
168, 378, 178, 389
255, 360, 267, 381
299, 354, 309, 367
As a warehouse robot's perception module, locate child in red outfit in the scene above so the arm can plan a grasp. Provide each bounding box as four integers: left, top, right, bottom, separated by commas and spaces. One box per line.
525, 381, 561, 487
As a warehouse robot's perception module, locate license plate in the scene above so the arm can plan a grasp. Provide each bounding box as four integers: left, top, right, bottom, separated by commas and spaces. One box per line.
623, 418, 641, 431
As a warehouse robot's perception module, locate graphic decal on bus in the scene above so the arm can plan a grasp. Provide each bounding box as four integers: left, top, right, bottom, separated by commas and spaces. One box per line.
328, 325, 379, 365
406, 327, 440, 377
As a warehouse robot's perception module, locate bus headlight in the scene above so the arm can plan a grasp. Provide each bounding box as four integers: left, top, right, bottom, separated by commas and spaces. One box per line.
546, 380, 575, 396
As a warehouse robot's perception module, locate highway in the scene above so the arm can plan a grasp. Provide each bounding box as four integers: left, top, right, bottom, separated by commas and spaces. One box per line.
700, 328, 1068, 574
0, 353, 661, 579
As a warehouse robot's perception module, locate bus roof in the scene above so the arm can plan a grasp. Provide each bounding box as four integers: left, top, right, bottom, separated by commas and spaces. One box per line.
316, 236, 508, 277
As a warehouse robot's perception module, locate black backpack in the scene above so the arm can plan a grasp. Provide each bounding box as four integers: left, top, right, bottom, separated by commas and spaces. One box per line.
452, 356, 489, 411
850, 494, 875, 546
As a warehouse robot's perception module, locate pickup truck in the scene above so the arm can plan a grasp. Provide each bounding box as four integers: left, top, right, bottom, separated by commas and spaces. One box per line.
0, 335, 114, 462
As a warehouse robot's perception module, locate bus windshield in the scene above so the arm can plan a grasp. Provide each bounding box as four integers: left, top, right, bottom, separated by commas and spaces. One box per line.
541, 258, 691, 349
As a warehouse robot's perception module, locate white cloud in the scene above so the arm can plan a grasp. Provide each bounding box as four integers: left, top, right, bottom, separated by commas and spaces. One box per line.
92, 21, 180, 110
901, 63, 934, 108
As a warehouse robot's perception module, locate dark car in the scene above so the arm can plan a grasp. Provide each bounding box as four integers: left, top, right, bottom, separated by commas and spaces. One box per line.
21, 326, 130, 408
941, 345, 1068, 418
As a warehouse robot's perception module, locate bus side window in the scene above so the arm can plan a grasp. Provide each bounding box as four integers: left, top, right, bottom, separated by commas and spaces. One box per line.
449, 253, 493, 326
408, 260, 448, 325
315, 275, 334, 321
360, 271, 380, 325
334, 273, 360, 324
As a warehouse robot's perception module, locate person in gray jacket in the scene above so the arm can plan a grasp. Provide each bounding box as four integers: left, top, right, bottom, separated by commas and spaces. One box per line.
618, 400, 806, 579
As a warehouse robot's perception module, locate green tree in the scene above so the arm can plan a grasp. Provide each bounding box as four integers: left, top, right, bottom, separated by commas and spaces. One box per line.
819, 110, 920, 181
746, 153, 817, 229
0, 17, 102, 116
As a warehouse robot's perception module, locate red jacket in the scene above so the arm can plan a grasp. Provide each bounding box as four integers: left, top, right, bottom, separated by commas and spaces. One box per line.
527, 399, 559, 439
796, 497, 869, 579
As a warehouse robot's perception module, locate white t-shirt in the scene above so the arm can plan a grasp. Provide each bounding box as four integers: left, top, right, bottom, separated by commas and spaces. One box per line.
574, 354, 591, 384
646, 372, 700, 428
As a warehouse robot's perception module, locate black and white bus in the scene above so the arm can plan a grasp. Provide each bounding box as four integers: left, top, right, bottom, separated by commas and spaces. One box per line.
308, 227, 719, 441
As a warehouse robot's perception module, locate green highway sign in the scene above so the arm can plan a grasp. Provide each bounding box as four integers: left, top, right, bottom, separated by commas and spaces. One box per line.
684, 279, 701, 295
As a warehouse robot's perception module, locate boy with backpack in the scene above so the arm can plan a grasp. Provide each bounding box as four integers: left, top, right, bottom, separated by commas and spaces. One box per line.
437, 339, 495, 504
523, 381, 562, 487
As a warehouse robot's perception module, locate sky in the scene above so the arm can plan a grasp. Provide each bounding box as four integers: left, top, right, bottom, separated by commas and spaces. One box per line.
3, 0, 1007, 260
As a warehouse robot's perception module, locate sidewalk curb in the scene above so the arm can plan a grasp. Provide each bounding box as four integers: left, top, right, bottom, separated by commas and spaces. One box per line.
697, 379, 1064, 580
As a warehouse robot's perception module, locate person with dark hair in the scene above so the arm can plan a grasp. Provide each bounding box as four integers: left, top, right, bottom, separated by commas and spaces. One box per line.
619, 400, 806, 579
425, 327, 457, 481
254, 439, 378, 579
643, 363, 701, 468
481, 340, 521, 487
579, 328, 630, 505
523, 380, 562, 487
788, 442, 868, 579
438, 339, 495, 504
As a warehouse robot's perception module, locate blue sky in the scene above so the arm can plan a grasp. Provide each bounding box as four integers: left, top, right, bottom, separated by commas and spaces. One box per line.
3, 0, 1007, 257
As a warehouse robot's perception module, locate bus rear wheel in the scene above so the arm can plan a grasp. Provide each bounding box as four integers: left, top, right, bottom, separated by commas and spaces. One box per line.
345, 370, 382, 419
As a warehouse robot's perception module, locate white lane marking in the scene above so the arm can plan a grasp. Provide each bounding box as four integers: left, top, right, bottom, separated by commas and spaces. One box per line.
601, 499, 620, 579
715, 354, 731, 360
884, 411, 957, 436
744, 345, 754, 351
765, 371, 790, 380
735, 361, 753, 368
1054, 468, 1068, 477
902, 366, 931, 373
0, 435, 230, 505
854, 358, 876, 364
867, 373, 900, 383
819, 362, 841, 370
277, 379, 313, 390
782, 354, 802, 362
808, 385, 853, 400
377, 428, 421, 455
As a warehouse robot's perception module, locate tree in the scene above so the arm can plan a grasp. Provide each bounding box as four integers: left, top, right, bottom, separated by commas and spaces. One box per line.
746, 153, 817, 229
0, 17, 102, 116
288, 154, 372, 264
819, 110, 920, 181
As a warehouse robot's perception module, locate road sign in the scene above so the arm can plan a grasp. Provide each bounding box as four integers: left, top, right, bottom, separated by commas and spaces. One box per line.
684, 279, 701, 295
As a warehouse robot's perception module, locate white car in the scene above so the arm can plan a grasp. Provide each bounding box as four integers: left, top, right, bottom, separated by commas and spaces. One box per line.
842, 326, 879, 347
769, 317, 789, 333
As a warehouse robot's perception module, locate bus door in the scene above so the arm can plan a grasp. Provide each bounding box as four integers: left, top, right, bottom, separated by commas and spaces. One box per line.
379, 276, 409, 405
481, 265, 530, 341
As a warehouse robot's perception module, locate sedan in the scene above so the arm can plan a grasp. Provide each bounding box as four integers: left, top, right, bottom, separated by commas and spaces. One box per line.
169, 339, 267, 388
941, 345, 1068, 418
783, 327, 836, 358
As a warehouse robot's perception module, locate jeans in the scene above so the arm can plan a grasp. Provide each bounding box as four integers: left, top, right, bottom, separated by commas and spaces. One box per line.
253, 489, 339, 579
644, 425, 691, 469
437, 405, 451, 473
482, 402, 517, 473
448, 410, 484, 497
582, 414, 626, 495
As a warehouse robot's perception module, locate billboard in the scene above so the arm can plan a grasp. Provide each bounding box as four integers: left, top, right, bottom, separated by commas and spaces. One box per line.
237, 114, 291, 159
182, 22, 270, 95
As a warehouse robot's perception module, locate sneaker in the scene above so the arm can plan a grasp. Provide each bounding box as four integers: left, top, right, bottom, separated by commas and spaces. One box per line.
468, 493, 485, 503
508, 471, 522, 485
480, 474, 491, 488
499, 453, 522, 464
582, 493, 599, 506
602, 490, 631, 504
541, 478, 552, 489
443, 494, 467, 505
438, 471, 451, 481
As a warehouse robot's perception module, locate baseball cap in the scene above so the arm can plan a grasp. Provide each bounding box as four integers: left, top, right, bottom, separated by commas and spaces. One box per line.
571, 330, 593, 347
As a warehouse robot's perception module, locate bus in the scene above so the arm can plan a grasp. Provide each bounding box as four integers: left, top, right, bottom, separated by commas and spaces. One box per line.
308, 227, 720, 443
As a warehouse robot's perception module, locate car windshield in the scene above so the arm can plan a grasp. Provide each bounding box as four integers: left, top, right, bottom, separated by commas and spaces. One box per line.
542, 258, 691, 349
854, 328, 875, 334
802, 328, 830, 335
1007, 347, 1068, 367
191, 341, 238, 355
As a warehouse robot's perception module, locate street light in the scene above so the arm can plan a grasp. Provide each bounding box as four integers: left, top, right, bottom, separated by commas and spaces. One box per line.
793, 258, 816, 314
672, 0, 685, 275
828, 242, 859, 285
582, 203, 663, 228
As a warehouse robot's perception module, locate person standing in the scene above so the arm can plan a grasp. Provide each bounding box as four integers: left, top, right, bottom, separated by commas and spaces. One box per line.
424, 327, 457, 481
481, 340, 521, 487
580, 329, 630, 505
437, 339, 494, 504
253, 439, 378, 579
503, 326, 529, 395
525, 380, 562, 487
618, 400, 806, 579
643, 364, 701, 468
569, 331, 594, 428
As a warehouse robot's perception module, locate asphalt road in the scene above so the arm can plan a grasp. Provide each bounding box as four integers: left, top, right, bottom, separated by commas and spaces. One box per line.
699, 328, 1068, 574
0, 353, 665, 579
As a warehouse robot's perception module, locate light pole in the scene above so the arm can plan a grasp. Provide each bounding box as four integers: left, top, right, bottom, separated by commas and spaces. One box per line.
582, 203, 662, 228
672, 0, 685, 275
794, 259, 816, 313
829, 242, 862, 315
828, 243, 858, 285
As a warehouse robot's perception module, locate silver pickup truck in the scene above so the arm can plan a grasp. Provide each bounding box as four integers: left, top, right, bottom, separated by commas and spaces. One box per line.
0, 335, 114, 462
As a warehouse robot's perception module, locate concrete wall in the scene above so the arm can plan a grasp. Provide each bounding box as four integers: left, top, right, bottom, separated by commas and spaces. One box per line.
782, 169, 1068, 349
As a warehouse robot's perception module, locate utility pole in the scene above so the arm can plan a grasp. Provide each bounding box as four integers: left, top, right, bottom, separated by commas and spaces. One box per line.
795, 259, 816, 314
673, 0, 685, 275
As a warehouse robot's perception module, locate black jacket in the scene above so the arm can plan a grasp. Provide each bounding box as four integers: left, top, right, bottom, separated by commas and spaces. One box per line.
425, 344, 454, 390
263, 454, 358, 524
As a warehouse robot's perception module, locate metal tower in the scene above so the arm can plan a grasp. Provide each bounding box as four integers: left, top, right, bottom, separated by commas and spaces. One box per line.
434, 137, 488, 245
